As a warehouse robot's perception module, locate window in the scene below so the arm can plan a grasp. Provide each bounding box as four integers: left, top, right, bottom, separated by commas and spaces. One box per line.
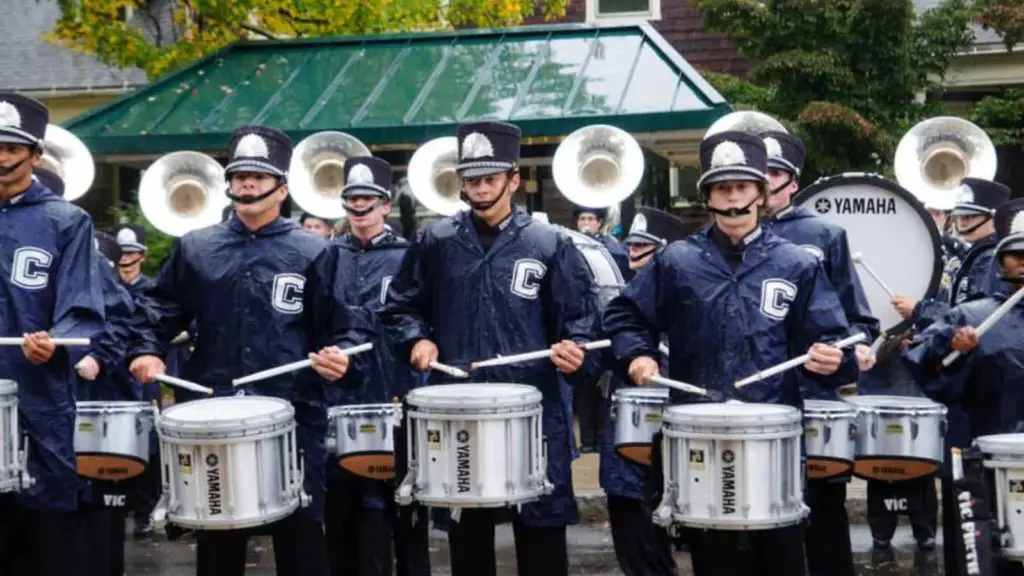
585, 0, 661, 23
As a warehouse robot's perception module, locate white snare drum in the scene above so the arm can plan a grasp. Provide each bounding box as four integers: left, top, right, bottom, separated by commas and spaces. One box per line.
327, 403, 401, 480
803, 400, 857, 480
976, 434, 1024, 560
845, 395, 947, 481
0, 380, 23, 493
397, 383, 550, 508
75, 401, 154, 481
612, 387, 669, 465
654, 403, 807, 530
158, 396, 306, 530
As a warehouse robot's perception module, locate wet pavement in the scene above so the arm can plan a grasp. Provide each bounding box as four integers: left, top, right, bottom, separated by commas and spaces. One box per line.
125, 521, 948, 575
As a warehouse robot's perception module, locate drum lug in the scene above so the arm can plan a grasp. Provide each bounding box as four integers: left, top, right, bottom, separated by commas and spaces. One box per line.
298, 489, 311, 509
347, 420, 357, 441
325, 436, 336, 454
610, 403, 617, 422
17, 436, 32, 490
631, 408, 640, 429
652, 486, 675, 528
911, 420, 919, 440
395, 470, 415, 506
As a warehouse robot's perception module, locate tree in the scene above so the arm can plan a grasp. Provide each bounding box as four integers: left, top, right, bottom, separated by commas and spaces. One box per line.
694, 0, 975, 179
967, 2, 1024, 146
974, 0, 1024, 51
45, 0, 568, 79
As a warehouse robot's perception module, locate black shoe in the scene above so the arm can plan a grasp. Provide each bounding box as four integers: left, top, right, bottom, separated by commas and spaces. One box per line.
872, 538, 891, 550
916, 537, 936, 551
134, 519, 155, 539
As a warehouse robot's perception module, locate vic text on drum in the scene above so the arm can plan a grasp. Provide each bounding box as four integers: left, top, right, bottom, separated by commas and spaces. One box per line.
0, 93, 106, 576
128, 124, 373, 576
378, 121, 600, 576
602, 130, 859, 576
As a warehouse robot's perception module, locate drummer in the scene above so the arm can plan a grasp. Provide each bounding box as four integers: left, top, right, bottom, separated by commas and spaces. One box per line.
600, 207, 688, 576
904, 198, 1024, 576
603, 130, 857, 576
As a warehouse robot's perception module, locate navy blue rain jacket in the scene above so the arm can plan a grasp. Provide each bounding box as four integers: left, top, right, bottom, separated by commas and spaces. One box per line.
766, 205, 879, 399
379, 207, 600, 527
603, 226, 858, 409
913, 233, 1000, 330
129, 215, 373, 522
0, 181, 105, 511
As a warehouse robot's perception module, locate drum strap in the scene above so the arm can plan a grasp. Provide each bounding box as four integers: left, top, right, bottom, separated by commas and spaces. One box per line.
953, 447, 998, 576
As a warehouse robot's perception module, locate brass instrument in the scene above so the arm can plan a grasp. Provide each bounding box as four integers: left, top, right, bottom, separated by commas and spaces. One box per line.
39, 125, 95, 202
138, 151, 229, 238
704, 111, 788, 137
552, 124, 644, 211
407, 136, 465, 216
894, 117, 997, 210
288, 131, 371, 220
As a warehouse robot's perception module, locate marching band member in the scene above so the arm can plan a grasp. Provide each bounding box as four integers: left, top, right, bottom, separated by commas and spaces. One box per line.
0, 92, 106, 575
301, 213, 334, 239
904, 198, 1024, 576
379, 121, 600, 576
574, 205, 630, 276
601, 207, 686, 576
602, 130, 857, 576
759, 130, 879, 573
129, 124, 371, 576
893, 177, 1010, 572
317, 156, 430, 576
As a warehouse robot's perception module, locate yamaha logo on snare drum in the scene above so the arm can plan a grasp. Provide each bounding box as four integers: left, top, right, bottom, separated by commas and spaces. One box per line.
456, 429, 472, 494
457, 430, 470, 443
814, 196, 896, 215
721, 450, 736, 514
206, 453, 223, 516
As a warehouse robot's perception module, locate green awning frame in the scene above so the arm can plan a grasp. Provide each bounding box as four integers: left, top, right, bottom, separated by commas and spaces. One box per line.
65, 22, 731, 161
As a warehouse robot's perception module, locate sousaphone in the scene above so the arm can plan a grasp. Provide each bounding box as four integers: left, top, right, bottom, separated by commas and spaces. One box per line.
289, 131, 371, 220
138, 151, 230, 238
704, 110, 788, 137
39, 124, 95, 202
552, 124, 645, 210
406, 136, 466, 216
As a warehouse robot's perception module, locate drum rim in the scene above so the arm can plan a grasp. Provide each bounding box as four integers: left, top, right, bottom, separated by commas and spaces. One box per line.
663, 402, 801, 425
612, 387, 670, 401
844, 395, 944, 410
803, 399, 857, 414
0, 380, 15, 393
795, 173, 943, 320
407, 383, 542, 408
160, 396, 295, 430
975, 433, 1024, 454
328, 403, 400, 416
77, 400, 152, 411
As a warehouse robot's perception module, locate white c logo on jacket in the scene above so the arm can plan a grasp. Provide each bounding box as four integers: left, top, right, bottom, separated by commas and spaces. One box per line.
272, 273, 305, 314
510, 259, 547, 300
11, 247, 53, 290
760, 278, 797, 321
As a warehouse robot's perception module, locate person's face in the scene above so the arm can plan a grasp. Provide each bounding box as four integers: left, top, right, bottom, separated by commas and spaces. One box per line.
929, 209, 949, 231
302, 217, 331, 238
707, 180, 763, 230
1002, 252, 1024, 282
626, 242, 657, 271
229, 172, 285, 217
344, 195, 391, 230
117, 251, 145, 282
764, 168, 797, 213
954, 214, 989, 242
577, 213, 601, 234
0, 144, 38, 186
463, 172, 518, 210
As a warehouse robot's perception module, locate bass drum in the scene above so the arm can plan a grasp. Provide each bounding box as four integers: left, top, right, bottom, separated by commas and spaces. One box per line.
559, 228, 625, 307
795, 173, 942, 335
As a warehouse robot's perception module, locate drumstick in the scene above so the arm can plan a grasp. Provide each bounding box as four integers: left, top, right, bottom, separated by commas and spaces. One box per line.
154, 374, 214, 396
649, 375, 711, 398
941, 287, 1024, 367
867, 334, 886, 358
852, 253, 897, 300
428, 361, 469, 378
734, 333, 867, 388
0, 337, 91, 346
231, 343, 375, 386
469, 340, 612, 369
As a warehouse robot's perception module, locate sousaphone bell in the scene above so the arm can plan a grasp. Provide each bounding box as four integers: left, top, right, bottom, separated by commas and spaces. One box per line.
407, 136, 466, 216
39, 124, 95, 202
289, 131, 371, 220
138, 151, 229, 238
552, 124, 644, 210
704, 110, 788, 137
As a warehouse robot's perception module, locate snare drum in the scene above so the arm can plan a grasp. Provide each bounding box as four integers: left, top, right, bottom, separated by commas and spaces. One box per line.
158, 396, 306, 530
397, 383, 549, 508
976, 434, 1024, 560
803, 400, 857, 480
612, 387, 669, 465
845, 395, 947, 481
75, 401, 154, 481
328, 403, 401, 480
0, 380, 21, 493
654, 403, 806, 531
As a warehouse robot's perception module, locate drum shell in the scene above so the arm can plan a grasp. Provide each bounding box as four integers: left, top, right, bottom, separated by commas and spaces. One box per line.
405, 385, 547, 508
328, 404, 399, 480
74, 401, 153, 481
803, 400, 857, 480
848, 396, 947, 481
0, 381, 19, 493
661, 405, 806, 530
158, 398, 303, 530
612, 388, 668, 465
975, 434, 1024, 560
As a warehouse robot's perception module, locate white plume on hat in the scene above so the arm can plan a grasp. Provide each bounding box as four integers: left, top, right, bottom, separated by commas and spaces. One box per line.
1011, 211, 1024, 236
116, 228, 138, 245
710, 141, 747, 168
348, 163, 375, 185
235, 133, 270, 159
461, 132, 495, 160
957, 184, 975, 206
0, 102, 22, 128
763, 137, 782, 159
631, 213, 648, 233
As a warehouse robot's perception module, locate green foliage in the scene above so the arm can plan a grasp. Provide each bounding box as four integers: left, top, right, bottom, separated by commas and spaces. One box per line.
44, 0, 569, 79
107, 203, 174, 276
973, 0, 1024, 51
695, 0, 975, 177
970, 89, 1024, 145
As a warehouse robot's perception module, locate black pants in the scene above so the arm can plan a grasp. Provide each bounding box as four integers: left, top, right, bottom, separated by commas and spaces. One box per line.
75, 504, 127, 576
132, 447, 161, 526
0, 494, 79, 576
689, 524, 807, 576
866, 477, 937, 542
195, 511, 328, 576
447, 509, 567, 576
575, 383, 603, 451
607, 495, 678, 576
805, 480, 854, 576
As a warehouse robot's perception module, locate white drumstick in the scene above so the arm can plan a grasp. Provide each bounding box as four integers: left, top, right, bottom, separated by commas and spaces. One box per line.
658, 342, 670, 356
941, 287, 1024, 367
867, 334, 886, 358
734, 333, 867, 388
0, 337, 91, 346
232, 343, 374, 386
649, 375, 707, 397
428, 361, 469, 378
470, 340, 611, 369
154, 374, 214, 396
852, 253, 897, 300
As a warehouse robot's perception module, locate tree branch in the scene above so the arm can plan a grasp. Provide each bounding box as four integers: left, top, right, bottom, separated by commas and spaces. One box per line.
241, 22, 277, 39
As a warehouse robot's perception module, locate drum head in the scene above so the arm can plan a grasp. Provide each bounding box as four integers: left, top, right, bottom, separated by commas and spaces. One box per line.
161, 396, 294, 430
796, 174, 942, 332
844, 395, 941, 410
664, 402, 800, 426
0, 380, 16, 395
560, 228, 625, 306
407, 383, 542, 409
976, 433, 1024, 456
804, 400, 856, 415
613, 387, 669, 401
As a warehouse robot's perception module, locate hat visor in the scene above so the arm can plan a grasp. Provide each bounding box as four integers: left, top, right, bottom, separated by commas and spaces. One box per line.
766, 158, 798, 174
119, 243, 147, 253
698, 167, 765, 190
225, 160, 285, 178
951, 204, 993, 218
625, 231, 662, 245
457, 160, 514, 179
0, 131, 37, 147
342, 183, 390, 199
